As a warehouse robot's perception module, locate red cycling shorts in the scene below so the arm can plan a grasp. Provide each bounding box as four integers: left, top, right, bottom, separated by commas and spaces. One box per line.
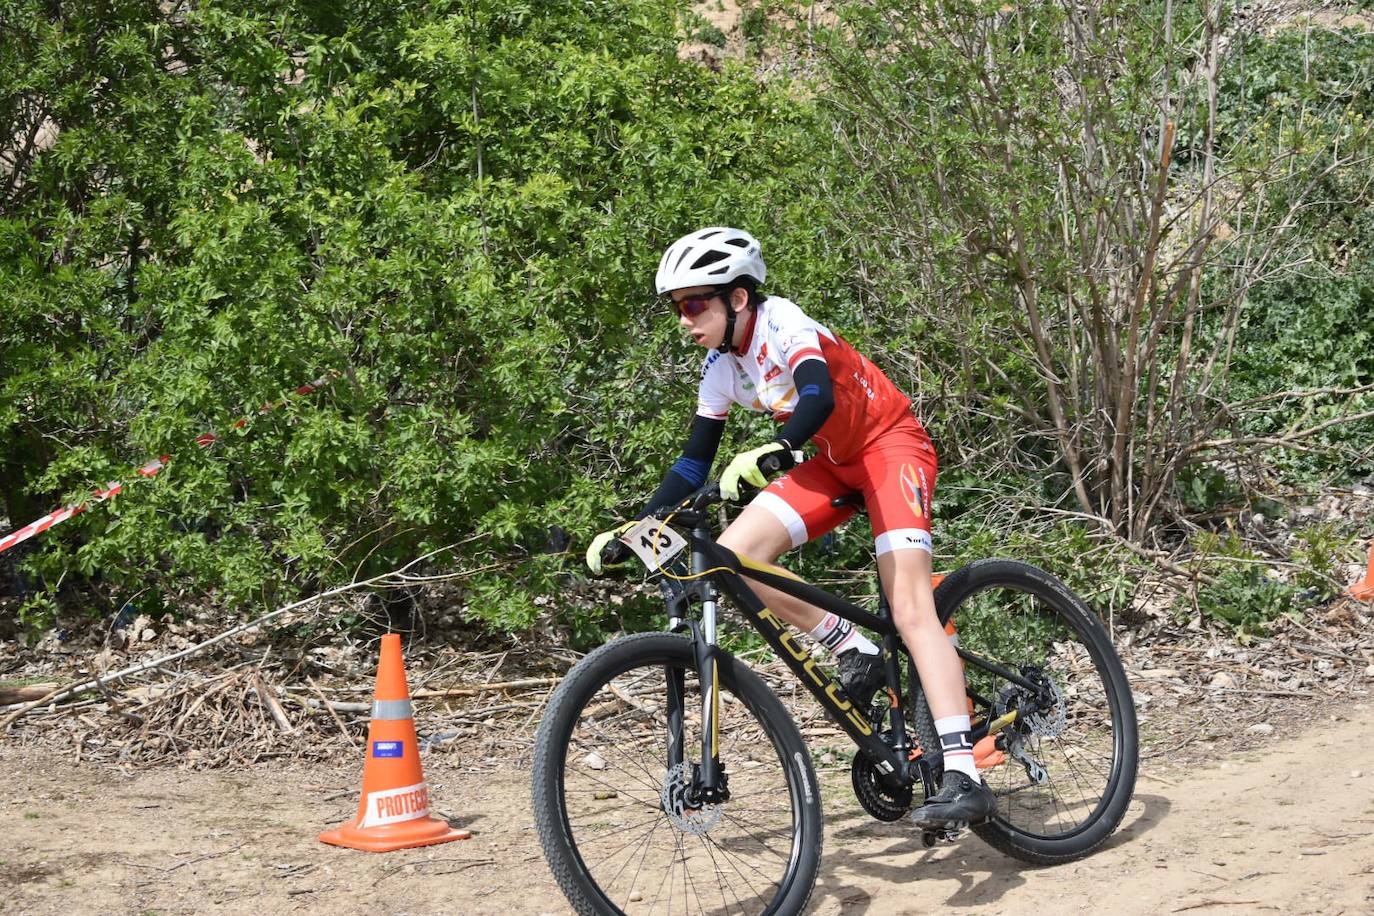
752, 415, 937, 556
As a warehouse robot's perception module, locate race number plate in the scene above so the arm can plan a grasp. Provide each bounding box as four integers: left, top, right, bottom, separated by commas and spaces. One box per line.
621, 517, 688, 569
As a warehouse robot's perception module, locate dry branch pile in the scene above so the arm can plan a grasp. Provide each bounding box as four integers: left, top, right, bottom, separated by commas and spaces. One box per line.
2, 582, 1371, 773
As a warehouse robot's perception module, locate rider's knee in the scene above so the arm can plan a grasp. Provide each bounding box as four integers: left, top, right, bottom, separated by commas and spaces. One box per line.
889, 598, 941, 637
718, 513, 790, 563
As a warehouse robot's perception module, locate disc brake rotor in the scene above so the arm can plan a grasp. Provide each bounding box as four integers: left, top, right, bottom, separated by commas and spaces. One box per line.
661, 761, 722, 835
997, 669, 1068, 740
1023, 673, 1067, 738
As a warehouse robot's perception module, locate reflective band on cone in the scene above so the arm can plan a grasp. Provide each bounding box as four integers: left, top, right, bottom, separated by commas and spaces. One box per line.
319, 634, 470, 852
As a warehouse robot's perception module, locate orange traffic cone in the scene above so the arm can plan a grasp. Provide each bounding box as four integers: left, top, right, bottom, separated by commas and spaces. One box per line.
1350, 541, 1374, 602
319, 634, 471, 852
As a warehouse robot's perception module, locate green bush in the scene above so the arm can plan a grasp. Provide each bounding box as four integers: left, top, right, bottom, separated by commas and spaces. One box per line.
1291, 522, 1359, 600
1194, 567, 1299, 633
1, 0, 849, 637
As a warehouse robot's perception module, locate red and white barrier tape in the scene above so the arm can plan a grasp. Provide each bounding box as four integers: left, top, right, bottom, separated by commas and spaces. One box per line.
0, 372, 338, 556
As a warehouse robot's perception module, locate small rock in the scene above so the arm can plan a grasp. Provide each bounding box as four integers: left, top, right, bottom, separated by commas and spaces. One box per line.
582, 752, 606, 770
1248, 723, 1274, 735
1365, 665, 1374, 678
1352, 770, 1364, 779
819, 752, 835, 765
1209, 672, 1237, 689
628, 891, 644, 902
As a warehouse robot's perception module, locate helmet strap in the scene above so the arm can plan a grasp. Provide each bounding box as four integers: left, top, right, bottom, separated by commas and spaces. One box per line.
718, 307, 737, 355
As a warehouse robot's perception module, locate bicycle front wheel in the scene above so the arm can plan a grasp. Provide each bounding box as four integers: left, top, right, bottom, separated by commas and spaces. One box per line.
935, 559, 1138, 864
531, 632, 822, 915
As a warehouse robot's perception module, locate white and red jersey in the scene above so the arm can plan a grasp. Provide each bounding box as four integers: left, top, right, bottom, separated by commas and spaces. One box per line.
696, 296, 923, 463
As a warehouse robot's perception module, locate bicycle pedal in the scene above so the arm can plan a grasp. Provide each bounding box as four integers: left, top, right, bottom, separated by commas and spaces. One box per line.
919, 825, 965, 847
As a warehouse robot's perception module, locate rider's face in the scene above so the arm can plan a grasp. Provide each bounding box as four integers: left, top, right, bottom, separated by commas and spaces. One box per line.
672, 286, 735, 350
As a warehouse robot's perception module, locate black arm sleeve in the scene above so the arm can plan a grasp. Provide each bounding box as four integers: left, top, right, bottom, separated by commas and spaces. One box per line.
774, 358, 835, 450
638, 415, 727, 518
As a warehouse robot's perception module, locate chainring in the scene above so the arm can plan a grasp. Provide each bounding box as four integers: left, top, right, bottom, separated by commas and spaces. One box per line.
850, 751, 914, 822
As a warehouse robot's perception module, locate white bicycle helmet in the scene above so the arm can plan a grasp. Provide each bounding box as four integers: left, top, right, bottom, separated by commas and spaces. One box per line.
655, 227, 767, 295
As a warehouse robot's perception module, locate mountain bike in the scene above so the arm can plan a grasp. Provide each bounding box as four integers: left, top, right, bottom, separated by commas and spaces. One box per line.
531, 476, 1138, 915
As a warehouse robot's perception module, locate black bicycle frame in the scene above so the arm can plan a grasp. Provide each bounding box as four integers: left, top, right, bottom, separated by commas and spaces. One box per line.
662, 517, 1046, 799
688, 535, 912, 788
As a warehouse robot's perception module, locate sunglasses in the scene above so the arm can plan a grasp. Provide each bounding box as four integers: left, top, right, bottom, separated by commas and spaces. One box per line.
671, 290, 725, 319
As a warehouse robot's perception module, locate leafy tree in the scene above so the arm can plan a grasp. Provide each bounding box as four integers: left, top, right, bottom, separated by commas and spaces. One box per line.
803, 0, 1374, 543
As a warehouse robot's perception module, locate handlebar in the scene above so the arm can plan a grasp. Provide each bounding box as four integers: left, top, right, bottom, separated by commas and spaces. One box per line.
607, 448, 802, 560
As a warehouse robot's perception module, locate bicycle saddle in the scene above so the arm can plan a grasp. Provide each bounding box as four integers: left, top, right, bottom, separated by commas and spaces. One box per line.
830, 492, 867, 511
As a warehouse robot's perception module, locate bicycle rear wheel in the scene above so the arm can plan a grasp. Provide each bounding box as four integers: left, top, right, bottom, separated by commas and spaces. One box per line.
934, 559, 1138, 864
532, 632, 822, 915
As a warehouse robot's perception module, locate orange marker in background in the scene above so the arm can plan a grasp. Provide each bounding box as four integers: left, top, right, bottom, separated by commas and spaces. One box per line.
319, 634, 471, 852
1350, 541, 1374, 602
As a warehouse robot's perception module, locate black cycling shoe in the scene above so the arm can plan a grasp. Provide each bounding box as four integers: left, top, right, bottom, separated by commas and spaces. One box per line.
837, 650, 886, 706
910, 770, 996, 827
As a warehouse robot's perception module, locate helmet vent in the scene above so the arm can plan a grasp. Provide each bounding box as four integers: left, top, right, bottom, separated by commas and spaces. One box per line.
690, 250, 728, 270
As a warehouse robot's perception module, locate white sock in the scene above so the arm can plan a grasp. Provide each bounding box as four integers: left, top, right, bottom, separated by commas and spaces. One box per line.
809, 612, 880, 656
934, 714, 980, 782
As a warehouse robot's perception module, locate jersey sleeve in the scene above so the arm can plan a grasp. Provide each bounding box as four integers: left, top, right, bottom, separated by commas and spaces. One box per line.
767, 298, 826, 370
695, 350, 733, 419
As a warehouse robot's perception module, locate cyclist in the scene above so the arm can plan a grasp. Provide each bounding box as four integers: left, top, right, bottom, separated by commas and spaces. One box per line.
586, 227, 994, 826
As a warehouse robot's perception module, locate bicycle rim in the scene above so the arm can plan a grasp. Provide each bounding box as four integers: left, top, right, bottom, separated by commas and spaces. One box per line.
940, 561, 1136, 856
533, 634, 819, 915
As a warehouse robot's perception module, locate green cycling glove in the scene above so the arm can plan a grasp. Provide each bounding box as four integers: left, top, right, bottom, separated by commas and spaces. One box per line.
720, 440, 797, 501
585, 521, 636, 575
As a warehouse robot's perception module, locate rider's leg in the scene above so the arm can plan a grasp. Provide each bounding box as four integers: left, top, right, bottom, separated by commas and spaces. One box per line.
717, 501, 884, 691
716, 504, 825, 631
882, 549, 994, 824
861, 423, 994, 822
880, 548, 975, 773
881, 549, 963, 714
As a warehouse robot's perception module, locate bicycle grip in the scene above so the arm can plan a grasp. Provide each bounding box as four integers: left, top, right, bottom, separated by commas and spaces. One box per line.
759, 449, 801, 476
601, 539, 631, 566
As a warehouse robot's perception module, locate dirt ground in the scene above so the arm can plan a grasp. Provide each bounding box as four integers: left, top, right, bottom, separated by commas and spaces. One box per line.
5, 697, 1374, 916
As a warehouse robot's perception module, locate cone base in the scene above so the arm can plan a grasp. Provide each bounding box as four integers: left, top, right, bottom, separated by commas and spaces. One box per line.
319, 815, 471, 853
1350, 580, 1374, 601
